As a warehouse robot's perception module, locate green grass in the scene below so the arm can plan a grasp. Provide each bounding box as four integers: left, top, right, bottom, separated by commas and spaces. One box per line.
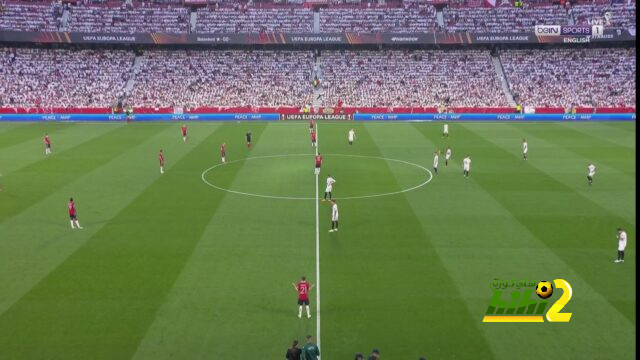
0, 121, 635, 359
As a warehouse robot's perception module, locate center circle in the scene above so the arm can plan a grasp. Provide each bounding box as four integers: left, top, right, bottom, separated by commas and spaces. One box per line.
201, 154, 433, 200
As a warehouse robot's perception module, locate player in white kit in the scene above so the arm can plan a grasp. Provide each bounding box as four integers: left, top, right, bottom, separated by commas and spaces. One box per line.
324, 175, 336, 201
445, 146, 452, 167
615, 228, 627, 263
463, 156, 471, 177
522, 139, 528, 160
348, 129, 356, 145
587, 163, 596, 185
433, 151, 439, 175
329, 200, 339, 232
443, 123, 449, 137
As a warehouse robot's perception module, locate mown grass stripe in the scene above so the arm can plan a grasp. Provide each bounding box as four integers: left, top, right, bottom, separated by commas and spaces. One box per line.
468, 122, 635, 223
438, 123, 635, 324
0, 122, 75, 150
0, 124, 166, 223
0, 123, 267, 360
131, 122, 315, 359
319, 122, 494, 359
0, 123, 220, 318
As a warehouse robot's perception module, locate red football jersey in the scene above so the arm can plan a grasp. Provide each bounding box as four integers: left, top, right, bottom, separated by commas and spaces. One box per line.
311, 131, 316, 141
68, 201, 76, 216
159, 152, 164, 164
181, 126, 187, 135
44, 135, 51, 145
315, 155, 322, 166
297, 281, 310, 301
220, 144, 226, 155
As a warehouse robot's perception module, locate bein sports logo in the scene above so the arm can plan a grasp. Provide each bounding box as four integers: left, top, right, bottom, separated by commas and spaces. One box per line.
535, 24, 604, 37
482, 278, 573, 323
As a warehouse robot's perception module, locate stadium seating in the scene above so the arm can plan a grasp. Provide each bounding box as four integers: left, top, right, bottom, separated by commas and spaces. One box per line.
319, 6, 438, 33
0, 47, 134, 107
127, 50, 315, 108
442, 5, 570, 32
500, 48, 636, 108
196, 7, 313, 33
67, 4, 189, 33
0, 3, 62, 32
320, 50, 507, 107
571, 2, 636, 29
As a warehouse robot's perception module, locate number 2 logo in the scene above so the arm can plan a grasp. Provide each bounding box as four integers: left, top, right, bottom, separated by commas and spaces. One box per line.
546, 279, 573, 322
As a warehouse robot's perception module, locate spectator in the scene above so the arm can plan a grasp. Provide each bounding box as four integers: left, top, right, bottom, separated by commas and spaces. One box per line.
285, 340, 301, 360
301, 335, 320, 360
367, 348, 380, 360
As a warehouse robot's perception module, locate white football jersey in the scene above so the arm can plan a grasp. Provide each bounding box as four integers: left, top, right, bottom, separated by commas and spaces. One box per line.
463, 157, 471, 169
326, 177, 336, 191
433, 154, 439, 167
588, 164, 596, 176
331, 203, 339, 220
618, 231, 627, 251
446, 148, 452, 159
523, 142, 528, 153
348, 130, 355, 141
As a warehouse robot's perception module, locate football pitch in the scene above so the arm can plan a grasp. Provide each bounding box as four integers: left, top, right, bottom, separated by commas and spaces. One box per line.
0, 120, 635, 359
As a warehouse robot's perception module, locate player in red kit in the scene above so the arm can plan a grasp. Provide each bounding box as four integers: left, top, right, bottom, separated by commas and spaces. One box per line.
220, 143, 226, 164
181, 124, 187, 142
43, 133, 52, 155
68, 197, 83, 229
292, 276, 314, 318
159, 149, 165, 174
309, 119, 315, 133
314, 153, 322, 175
311, 130, 317, 148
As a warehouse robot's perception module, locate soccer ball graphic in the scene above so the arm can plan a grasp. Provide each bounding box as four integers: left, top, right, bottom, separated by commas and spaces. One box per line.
536, 281, 554, 299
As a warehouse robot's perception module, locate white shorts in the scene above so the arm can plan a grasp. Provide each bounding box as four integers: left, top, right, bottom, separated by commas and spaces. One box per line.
463, 166, 470, 171
446, 155, 451, 160
325, 186, 332, 193
332, 216, 339, 222
619, 241, 627, 251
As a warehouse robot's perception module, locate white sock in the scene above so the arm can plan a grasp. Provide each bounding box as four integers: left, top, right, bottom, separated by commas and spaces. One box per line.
306, 306, 311, 317
298, 306, 302, 317
160, 167, 164, 174
70, 220, 75, 229
222, 157, 226, 163
75, 221, 82, 229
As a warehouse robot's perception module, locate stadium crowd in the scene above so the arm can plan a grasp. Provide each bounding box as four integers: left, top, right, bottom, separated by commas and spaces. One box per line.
0, 2, 63, 32
127, 50, 314, 108
500, 48, 636, 108
0, 0, 636, 34
0, 47, 134, 107
0, 46, 636, 110
67, 4, 189, 33
319, 6, 439, 33
196, 7, 313, 33
320, 50, 507, 107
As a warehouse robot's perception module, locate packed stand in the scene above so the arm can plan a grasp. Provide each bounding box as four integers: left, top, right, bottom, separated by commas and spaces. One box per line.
0, 2, 62, 32
0, 47, 134, 107
319, 6, 438, 33
320, 50, 507, 107
443, 5, 569, 32
128, 50, 314, 108
500, 48, 636, 108
571, 2, 636, 30
67, 4, 189, 33
196, 7, 313, 33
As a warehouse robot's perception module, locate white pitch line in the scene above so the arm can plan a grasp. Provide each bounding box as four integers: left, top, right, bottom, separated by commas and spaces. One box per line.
200, 154, 433, 201
315, 122, 321, 356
